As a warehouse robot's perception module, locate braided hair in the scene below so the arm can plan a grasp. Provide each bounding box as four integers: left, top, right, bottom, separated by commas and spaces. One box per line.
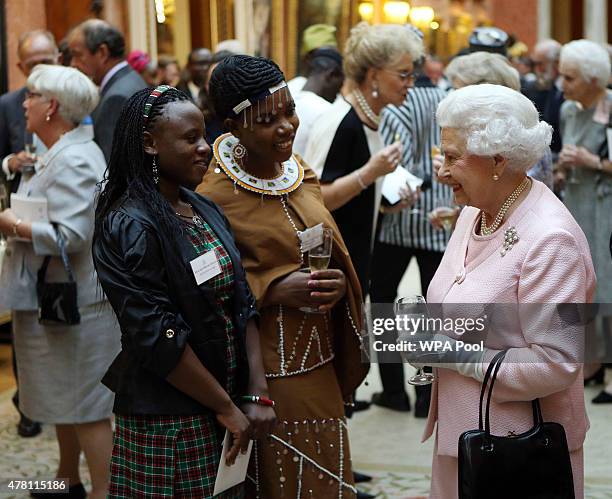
94, 86, 190, 241
208, 55, 285, 121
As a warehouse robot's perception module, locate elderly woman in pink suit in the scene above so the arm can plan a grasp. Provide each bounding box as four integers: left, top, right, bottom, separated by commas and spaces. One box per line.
418, 84, 595, 499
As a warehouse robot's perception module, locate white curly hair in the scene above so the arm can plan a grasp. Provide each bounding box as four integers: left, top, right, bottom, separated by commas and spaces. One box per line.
560, 39, 611, 89
436, 84, 552, 173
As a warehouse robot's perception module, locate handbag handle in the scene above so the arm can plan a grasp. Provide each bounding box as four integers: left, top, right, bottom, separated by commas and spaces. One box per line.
478, 350, 506, 431
479, 350, 544, 436
37, 224, 76, 284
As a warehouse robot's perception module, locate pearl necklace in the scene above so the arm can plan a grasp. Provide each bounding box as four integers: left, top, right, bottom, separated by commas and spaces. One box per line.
353, 88, 380, 126
480, 177, 530, 236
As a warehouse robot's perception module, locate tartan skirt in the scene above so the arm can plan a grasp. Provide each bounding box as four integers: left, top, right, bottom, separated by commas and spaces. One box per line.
109, 414, 244, 499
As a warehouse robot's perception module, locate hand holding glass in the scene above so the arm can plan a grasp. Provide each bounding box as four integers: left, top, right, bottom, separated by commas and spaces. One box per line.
308, 228, 333, 272
395, 295, 435, 386
430, 197, 457, 231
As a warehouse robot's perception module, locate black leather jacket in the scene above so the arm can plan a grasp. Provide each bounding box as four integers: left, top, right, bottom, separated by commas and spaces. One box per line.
92, 188, 258, 415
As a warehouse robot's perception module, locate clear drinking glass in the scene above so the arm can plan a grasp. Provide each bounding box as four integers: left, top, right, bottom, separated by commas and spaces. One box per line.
394, 295, 435, 386
22, 131, 37, 175
431, 196, 457, 232
299, 228, 334, 314
308, 228, 333, 272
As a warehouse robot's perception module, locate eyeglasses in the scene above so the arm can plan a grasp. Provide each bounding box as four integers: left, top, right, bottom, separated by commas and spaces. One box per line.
25, 91, 43, 100
382, 69, 417, 82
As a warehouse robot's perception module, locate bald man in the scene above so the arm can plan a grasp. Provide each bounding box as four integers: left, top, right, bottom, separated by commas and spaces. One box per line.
0, 29, 58, 194
0, 30, 58, 439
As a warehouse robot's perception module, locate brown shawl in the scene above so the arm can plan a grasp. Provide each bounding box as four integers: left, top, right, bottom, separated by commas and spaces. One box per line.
196, 154, 368, 400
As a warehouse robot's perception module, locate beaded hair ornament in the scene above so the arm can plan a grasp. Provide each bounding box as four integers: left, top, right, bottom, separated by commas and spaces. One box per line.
142, 84, 172, 127
232, 81, 290, 130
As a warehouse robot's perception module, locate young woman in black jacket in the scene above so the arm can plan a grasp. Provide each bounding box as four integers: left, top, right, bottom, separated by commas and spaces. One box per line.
93, 86, 276, 498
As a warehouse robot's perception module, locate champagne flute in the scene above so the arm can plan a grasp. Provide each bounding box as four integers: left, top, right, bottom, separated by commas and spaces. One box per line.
308, 228, 333, 271
22, 131, 37, 175
395, 295, 435, 386
432, 196, 457, 232
299, 228, 333, 313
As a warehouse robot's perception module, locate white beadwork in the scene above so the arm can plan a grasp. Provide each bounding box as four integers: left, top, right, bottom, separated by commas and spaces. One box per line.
279, 196, 304, 265
267, 418, 357, 495
277, 305, 287, 376
214, 134, 304, 196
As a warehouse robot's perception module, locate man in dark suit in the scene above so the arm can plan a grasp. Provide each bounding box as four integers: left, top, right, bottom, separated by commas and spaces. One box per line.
522, 39, 564, 156
69, 20, 146, 162
0, 29, 58, 439
176, 47, 212, 103
1, 30, 58, 193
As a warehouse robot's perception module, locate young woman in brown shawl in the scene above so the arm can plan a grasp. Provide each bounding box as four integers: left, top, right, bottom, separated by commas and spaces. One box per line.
197, 55, 368, 498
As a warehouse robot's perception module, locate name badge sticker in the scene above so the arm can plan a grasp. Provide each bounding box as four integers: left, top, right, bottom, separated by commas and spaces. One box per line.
299, 223, 324, 252
190, 250, 222, 285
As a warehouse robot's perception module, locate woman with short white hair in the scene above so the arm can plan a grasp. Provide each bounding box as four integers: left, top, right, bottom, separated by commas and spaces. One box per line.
438, 51, 553, 189
416, 84, 594, 498
558, 39, 612, 403
0, 64, 120, 499
445, 51, 520, 90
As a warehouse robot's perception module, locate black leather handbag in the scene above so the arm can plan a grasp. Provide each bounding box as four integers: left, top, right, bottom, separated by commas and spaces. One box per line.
36, 225, 81, 326
458, 350, 575, 499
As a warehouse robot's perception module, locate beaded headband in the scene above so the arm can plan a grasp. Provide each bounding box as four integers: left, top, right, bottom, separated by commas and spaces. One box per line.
231, 81, 291, 130
143, 85, 172, 126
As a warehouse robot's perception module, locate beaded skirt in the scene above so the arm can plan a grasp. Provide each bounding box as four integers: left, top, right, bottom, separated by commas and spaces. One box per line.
247, 305, 356, 499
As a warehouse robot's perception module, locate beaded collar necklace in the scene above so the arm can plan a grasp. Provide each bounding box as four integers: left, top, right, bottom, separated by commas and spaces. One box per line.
213, 133, 304, 196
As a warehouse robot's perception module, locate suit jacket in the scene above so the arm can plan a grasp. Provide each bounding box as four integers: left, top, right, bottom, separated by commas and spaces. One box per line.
92, 189, 258, 415
92, 65, 146, 162
424, 180, 595, 457
0, 87, 27, 192
523, 81, 564, 154
0, 125, 106, 311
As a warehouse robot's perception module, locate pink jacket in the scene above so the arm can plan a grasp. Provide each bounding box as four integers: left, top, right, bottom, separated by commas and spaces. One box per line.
425, 180, 596, 456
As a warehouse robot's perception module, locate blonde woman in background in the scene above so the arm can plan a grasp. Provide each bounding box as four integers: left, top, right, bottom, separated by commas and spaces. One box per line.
304, 22, 423, 294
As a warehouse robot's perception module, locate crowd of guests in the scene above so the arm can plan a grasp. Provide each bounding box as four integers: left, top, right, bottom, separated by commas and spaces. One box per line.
0, 14, 610, 499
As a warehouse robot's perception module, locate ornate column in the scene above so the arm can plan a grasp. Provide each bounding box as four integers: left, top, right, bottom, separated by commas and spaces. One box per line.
584, 0, 607, 43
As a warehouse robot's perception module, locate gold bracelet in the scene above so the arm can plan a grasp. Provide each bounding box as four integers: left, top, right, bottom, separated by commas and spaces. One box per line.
12, 219, 22, 237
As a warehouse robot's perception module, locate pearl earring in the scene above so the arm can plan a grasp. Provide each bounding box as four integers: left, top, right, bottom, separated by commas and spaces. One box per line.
372, 87, 379, 99
493, 174, 500, 181
45, 115, 51, 122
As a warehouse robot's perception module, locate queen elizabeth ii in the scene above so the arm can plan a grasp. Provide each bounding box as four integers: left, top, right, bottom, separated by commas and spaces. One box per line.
419, 84, 595, 498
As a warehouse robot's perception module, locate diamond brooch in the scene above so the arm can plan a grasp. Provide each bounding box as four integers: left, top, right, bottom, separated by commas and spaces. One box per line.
500, 226, 519, 257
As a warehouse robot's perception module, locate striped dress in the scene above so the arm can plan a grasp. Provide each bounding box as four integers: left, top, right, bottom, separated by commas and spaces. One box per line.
377, 85, 452, 252
109, 219, 243, 499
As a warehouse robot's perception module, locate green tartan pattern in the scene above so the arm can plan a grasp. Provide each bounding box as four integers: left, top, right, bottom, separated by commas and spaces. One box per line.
185, 220, 238, 395
109, 221, 242, 498
110, 415, 244, 498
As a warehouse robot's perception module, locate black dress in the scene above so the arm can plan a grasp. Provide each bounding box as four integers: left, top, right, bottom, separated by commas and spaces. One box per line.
319, 106, 378, 294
